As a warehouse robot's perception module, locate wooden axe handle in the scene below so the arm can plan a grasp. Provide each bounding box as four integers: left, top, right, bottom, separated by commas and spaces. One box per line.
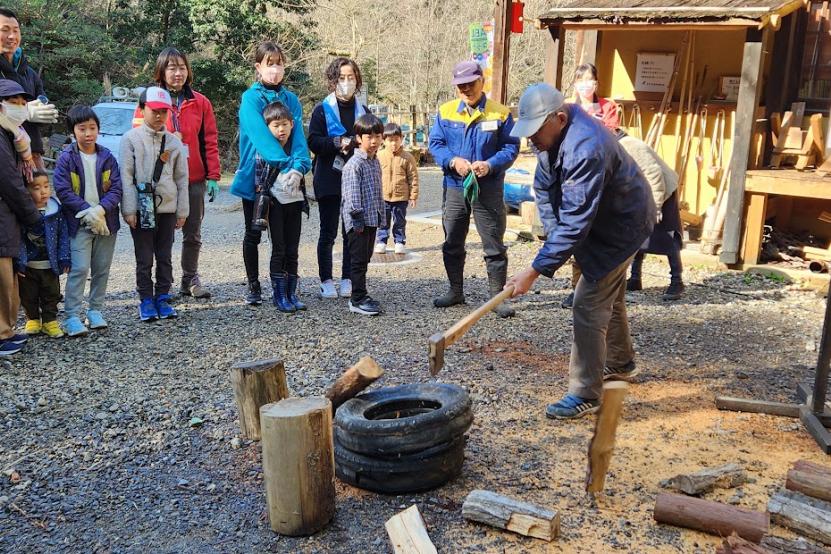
428, 285, 515, 375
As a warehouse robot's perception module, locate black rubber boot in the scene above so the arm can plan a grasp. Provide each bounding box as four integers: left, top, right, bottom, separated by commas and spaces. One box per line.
245, 280, 262, 305
626, 278, 643, 291
271, 273, 296, 313
488, 272, 515, 318
434, 285, 465, 308
287, 274, 307, 311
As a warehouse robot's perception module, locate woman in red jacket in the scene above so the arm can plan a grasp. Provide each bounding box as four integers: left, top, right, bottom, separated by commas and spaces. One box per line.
134, 47, 221, 298
572, 63, 619, 131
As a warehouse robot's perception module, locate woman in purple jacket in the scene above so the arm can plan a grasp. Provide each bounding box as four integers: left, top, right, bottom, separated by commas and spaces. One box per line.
53, 106, 122, 337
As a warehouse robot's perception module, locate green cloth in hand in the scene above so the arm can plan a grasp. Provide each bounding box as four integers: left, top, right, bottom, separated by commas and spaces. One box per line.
463, 171, 479, 204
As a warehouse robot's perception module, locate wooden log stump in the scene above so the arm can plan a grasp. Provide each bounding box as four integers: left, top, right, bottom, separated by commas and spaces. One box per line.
653, 493, 770, 543
462, 489, 559, 541
230, 358, 289, 440
325, 356, 384, 410
662, 463, 748, 496
385, 505, 437, 554
586, 381, 628, 493
787, 461, 831, 503
261, 397, 335, 536
768, 489, 831, 545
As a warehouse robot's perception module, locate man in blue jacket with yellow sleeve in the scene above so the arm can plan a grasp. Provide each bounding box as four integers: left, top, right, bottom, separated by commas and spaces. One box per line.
507, 83, 655, 420
429, 61, 519, 318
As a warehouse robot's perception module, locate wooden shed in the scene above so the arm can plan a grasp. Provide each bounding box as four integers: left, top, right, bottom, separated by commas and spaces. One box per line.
535, 0, 829, 268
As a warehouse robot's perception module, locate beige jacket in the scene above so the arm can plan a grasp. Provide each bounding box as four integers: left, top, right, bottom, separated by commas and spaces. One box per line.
120, 124, 189, 219
378, 146, 419, 202
619, 135, 678, 212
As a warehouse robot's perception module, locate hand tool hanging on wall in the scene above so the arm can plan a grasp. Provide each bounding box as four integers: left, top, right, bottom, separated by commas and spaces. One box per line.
695, 108, 708, 171
709, 110, 726, 185
646, 31, 691, 150
626, 103, 643, 139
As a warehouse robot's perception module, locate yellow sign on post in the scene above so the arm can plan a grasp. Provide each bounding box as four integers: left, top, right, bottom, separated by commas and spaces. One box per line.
469, 20, 495, 96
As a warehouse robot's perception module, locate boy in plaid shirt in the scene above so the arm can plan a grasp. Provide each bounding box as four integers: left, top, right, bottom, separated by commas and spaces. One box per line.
341, 114, 385, 315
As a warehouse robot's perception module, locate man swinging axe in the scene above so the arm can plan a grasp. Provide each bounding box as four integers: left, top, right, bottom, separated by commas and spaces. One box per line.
506, 83, 655, 420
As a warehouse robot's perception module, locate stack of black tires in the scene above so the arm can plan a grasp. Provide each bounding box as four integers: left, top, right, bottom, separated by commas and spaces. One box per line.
333, 383, 473, 494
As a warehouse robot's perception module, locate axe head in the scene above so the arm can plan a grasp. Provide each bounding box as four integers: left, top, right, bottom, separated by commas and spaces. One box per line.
428, 332, 446, 376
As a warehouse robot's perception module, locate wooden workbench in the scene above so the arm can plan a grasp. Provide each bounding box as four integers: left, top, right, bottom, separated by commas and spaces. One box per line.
740, 170, 831, 265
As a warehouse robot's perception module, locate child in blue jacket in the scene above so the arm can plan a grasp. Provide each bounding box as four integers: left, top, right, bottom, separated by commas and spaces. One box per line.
16, 171, 70, 338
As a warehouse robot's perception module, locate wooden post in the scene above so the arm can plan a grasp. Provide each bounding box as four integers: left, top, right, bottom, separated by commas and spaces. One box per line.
543, 26, 565, 90
490, 0, 513, 104
324, 356, 384, 410
579, 30, 598, 65
230, 358, 289, 440
462, 489, 559, 541
586, 381, 628, 493
720, 30, 769, 265
261, 397, 335, 536
653, 493, 770, 543
385, 505, 437, 554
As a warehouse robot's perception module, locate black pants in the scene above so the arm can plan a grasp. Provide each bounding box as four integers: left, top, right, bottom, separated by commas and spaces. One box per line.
347, 227, 376, 303
630, 248, 684, 283
18, 267, 60, 322
317, 195, 351, 282
243, 198, 303, 280
130, 213, 176, 300
441, 184, 508, 288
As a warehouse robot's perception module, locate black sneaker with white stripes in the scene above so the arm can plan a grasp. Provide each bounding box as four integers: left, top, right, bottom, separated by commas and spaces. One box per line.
545, 394, 600, 419
603, 361, 640, 382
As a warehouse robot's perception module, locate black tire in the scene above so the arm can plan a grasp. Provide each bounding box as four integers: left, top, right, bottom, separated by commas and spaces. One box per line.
334, 435, 465, 494
334, 383, 472, 456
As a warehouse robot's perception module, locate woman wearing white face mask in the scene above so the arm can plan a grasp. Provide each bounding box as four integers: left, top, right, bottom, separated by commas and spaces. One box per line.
307, 57, 368, 300
0, 79, 36, 182
572, 63, 619, 131
230, 41, 311, 306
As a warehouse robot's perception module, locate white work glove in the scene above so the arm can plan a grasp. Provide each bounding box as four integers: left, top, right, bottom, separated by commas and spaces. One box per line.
284, 169, 303, 192
270, 169, 303, 199
26, 99, 59, 124
656, 211, 663, 224
90, 217, 110, 236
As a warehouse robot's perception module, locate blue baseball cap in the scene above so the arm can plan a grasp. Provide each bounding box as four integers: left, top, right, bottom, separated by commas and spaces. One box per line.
0, 79, 32, 101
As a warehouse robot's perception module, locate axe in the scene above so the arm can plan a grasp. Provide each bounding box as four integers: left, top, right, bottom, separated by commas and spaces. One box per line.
428, 285, 515, 375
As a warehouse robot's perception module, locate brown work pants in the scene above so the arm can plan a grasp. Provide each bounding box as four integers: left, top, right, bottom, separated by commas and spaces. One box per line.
181, 181, 205, 288
568, 256, 635, 400
0, 258, 20, 340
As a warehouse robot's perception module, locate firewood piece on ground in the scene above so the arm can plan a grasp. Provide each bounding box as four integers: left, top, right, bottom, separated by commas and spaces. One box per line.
230, 357, 289, 440
662, 463, 748, 495
324, 356, 384, 410
385, 505, 437, 554
787, 460, 831, 503
715, 533, 770, 554
462, 489, 559, 542
653, 492, 770, 543
767, 489, 831, 546
586, 381, 628, 493
761, 534, 830, 553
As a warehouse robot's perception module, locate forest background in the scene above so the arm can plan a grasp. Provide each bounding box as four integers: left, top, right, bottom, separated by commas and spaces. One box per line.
9, 0, 572, 162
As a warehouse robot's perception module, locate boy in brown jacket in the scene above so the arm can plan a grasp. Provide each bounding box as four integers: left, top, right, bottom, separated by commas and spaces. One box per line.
374, 123, 418, 255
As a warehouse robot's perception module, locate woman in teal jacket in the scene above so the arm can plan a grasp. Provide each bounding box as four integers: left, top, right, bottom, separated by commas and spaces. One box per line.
231, 41, 311, 304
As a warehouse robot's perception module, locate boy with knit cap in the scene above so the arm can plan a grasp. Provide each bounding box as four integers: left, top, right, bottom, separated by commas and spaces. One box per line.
120, 86, 189, 322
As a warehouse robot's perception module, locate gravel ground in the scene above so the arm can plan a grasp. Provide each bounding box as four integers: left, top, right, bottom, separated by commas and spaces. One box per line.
1, 167, 830, 553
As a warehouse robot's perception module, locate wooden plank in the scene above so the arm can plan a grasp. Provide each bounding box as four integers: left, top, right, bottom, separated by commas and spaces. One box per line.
768, 489, 831, 545
745, 171, 831, 199
543, 26, 565, 90
490, 0, 513, 105
462, 490, 559, 541
579, 30, 598, 65
739, 192, 767, 266
385, 505, 437, 554
654, 493, 770, 542
586, 381, 628, 493
721, 33, 768, 266
715, 396, 801, 418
